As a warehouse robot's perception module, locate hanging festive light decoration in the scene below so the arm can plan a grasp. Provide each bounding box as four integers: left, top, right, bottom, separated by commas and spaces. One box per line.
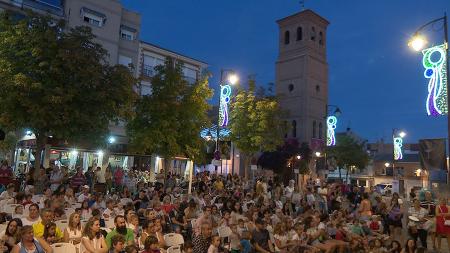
393, 137, 403, 160
326, 116, 337, 146
422, 43, 448, 116
219, 84, 232, 127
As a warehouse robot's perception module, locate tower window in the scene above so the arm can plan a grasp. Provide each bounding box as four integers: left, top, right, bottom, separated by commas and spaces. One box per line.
319, 31, 324, 45
312, 120, 317, 138
284, 30, 290, 45
315, 85, 320, 93
292, 120, 297, 138
288, 84, 294, 92
296, 27, 302, 41
311, 26, 316, 41
319, 123, 323, 139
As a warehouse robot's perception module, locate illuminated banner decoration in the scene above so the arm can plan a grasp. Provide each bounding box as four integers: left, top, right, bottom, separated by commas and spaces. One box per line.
393, 137, 403, 160
219, 84, 231, 127
422, 43, 448, 116
326, 116, 337, 146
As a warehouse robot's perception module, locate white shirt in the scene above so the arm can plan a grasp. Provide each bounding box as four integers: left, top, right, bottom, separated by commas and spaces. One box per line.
77, 193, 90, 203
21, 216, 41, 226
50, 171, 63, 191
95, 170, 106, 184
0, 191, 15, 200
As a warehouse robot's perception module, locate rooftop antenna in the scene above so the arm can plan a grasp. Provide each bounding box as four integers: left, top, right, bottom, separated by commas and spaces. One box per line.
299, 0, 306, 11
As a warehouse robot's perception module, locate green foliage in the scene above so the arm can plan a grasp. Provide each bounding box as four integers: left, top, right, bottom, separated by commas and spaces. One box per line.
127, 59, 213, 162
0, 132, 17, 157
327, 134, 369, 169
229, 79, 286, 158
0, 12, 136, 167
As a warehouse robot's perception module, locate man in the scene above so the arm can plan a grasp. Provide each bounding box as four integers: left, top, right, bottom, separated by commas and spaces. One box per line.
70, 167, 86, 191
21, 203, 40, 226
32, 208, 63, 239
105, 215, 134, 248
0, 160, 12, 187
94, 166, 106, 194
252, 217, 274, 253
133, 190, 149, 211
77, 185, 91, 202
192, 222, 212, 253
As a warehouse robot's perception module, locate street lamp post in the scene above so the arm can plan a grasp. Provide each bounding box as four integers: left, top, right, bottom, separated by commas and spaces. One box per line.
408, 13, 449, 183
215, 69, 238, 175
392, 129, 406, 193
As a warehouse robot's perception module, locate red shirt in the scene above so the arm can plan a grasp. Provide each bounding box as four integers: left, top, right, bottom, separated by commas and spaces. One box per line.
0, 166, 13, 186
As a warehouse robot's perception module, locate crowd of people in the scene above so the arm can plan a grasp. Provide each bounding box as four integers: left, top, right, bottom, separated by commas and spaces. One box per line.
0, 160, 449, 253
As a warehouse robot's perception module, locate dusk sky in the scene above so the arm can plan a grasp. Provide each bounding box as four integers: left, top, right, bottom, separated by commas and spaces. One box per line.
121, 0, 450, 143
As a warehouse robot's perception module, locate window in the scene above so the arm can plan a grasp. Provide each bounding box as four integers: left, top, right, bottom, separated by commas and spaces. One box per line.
140, 82, 152, 96
284, 30, 290, 45
318, 123, 323, 139
118, 55, 132, 68
296, 27, 302, 41
182, 65, 198, 84
311, 26, 316, 41
312, 121, 317, 138
80, 8, 106, 27
288, 84, 294, 92
319, 31, 324, 45
292, 120, 297, 138
143, 55, 165, 77
315, 85, 320, 93
120, 25, 137, 41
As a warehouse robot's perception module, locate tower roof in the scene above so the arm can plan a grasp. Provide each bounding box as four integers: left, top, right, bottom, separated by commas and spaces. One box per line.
276, 9, 329, 27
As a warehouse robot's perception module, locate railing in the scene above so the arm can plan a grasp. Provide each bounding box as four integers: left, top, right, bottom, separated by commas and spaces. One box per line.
2, 0, 64, 16
142, 65, 155, 77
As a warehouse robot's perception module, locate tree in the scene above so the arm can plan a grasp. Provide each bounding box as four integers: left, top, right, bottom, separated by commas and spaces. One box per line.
327, 134, 369, 182
229, 79, 286, 178
0, 132, 17, 161
0, 12, 137, 169
127, 59, 213, 173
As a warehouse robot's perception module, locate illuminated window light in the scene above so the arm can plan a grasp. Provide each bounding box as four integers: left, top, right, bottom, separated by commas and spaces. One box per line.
393, 137, 403, 160
422, 43, 448, 116
326, 116, 337, 146
219, 84, 232, 127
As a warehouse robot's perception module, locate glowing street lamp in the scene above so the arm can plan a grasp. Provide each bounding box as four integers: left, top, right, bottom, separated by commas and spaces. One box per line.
228, 74, 239, 85
108, 136, 116, 144
384, 162, 391, 168
408, 34, 428, 52
315, 152, 321, 157
296, 155, 301, 160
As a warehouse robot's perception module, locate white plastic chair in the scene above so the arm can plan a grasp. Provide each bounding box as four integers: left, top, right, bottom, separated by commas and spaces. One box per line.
52, 243, 76, 253
72, 203, 81, 209
164, 233, 184, 247
56, 220, 69, 231
167, 245, 182, 253
4, 204, 21, 214
104, 218, 115, 229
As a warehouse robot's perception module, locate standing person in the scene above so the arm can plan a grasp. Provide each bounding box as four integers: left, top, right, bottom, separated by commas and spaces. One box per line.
420, 191, 437, 249
114, 167, 124, 191
388, 194, 403, 241
435, 196, 450, 251
81, 217, 108, 253
34, 168, 48, 194
105, 166, 113, 194
0, 160, 13, 187
408, 199, 429, 248
71, 167, 87, 192
49, 167, 63, 192
358, 193, 372, 221
11, 225, 53, 253
95, 167, 106, 194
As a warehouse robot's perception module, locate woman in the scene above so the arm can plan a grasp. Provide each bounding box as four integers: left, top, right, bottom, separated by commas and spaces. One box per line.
388, 240, 402, 253
230, 202, 245, 224
400, 239, 416, 253
273, 222, 296, 253
1, 218, 23, 252
43, 222, 58, 245
11, 225, 52, 253
64, 212, 83, 246
407, 198, 428, 248
81, 200, 91, 220
436, 196, 450, 251
140, 220, 154, 249
388, 194, 403, 241
80, 217, 107, 253
358, 193, 372, 221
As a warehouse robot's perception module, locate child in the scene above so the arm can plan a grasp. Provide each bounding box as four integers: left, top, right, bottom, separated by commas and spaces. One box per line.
240, 231, 252, 253
43, 222, 58, 245
183, 241, 193, 253
237, 219, 247, 236
109, 234, 125, 253
143, 236, 160, 253
13, 205, 23, 218
229, 223, 241, 253
208, 235, 220, 253
125, 245, 139, 253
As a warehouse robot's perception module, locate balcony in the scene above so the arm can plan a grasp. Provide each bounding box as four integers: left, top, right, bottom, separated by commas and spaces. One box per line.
20, 0, 64, 16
